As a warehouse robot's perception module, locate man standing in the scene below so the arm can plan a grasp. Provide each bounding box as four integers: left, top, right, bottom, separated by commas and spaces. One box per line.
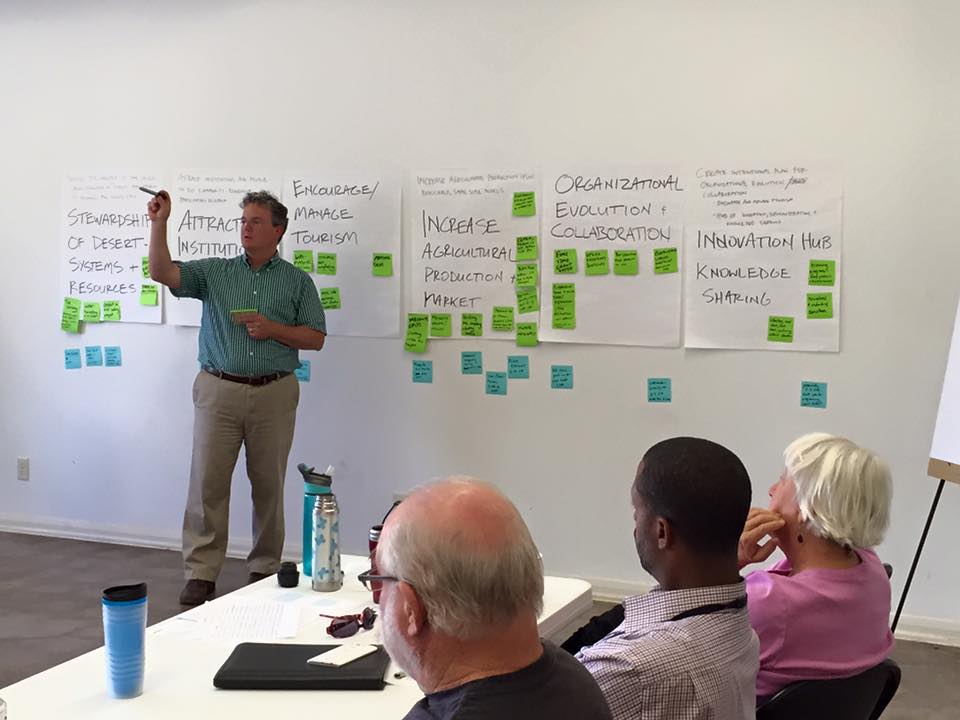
147, 190, 326, 606
575, 437, 759, 719
370, 477, 612, 720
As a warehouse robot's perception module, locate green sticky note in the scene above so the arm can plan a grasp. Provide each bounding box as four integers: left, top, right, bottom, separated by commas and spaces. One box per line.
653, 247, 678, 274
584, 249, 610, 276
512, 192, 536, 217
553, 308, 576, 330
552, 283, 577, 330
516, 287, 539, 315
103, 300, 121, 321
768, 315, 795, 343
492, 306, 515, 332
316, 253, 337, 275
515, 263, 537, 288
516, 236, 538, 261
61, 297, 81, 333
552, 282, 576, 304
293, 250, 314, 273
461, 313, 483, 337
141, 256, 150, 279
807, 292, 833, 319
404, 313, 428, 353
554, 249, 578, 274
516, 322, 538, 347
614, 249, 639, 275
430, 313, 452, 337
808, 259, 836, 286
83, 302, 101, 323
140, 284, 158, 306
320, 287, 341, 309
372, 253, 393, 277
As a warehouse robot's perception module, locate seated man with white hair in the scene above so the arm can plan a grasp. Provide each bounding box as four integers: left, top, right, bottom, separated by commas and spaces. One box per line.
371, 477, 612, 720
739, 432, 894, 704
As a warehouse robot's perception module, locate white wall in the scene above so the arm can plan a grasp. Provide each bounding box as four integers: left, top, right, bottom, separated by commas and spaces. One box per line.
2, 0, 959, 639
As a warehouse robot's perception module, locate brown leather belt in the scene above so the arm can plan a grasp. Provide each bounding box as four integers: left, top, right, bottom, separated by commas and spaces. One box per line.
203, 367, 291, 387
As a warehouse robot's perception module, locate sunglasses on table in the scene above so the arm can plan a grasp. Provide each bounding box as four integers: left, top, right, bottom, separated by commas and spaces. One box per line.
318, 606, 378, 638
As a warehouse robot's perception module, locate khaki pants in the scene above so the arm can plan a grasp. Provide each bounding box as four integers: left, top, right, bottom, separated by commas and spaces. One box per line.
182, 371, 300, 581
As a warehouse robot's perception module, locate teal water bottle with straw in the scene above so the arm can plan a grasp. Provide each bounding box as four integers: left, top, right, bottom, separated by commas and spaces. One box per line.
298, 463, 334, 578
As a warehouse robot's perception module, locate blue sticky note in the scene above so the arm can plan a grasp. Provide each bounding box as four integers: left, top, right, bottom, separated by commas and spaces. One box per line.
801, 381, 828, 409
461, 351, 483, 375
550, 365, 573, 390
64, 348, 82, 370
413, 360, 433, 384
104, 346, 122, 367
84, 346, 103, 367
507, 355, 529, 380
647, 378, 672, 403
294, 360, 311, 382
485, 371, 507, 395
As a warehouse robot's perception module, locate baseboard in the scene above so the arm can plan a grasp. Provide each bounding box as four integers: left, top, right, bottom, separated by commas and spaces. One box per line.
580, 574, 960, 648
0, 514, 304, 563
892, 614, 960, 648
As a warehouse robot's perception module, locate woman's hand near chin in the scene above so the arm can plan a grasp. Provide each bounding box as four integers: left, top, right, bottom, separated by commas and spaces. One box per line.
738, 507, 785, 570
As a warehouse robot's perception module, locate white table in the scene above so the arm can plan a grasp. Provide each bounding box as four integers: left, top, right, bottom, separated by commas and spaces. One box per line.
0, 555, 592, 718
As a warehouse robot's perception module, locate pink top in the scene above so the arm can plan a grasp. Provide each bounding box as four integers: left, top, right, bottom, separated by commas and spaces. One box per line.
745, 548, 894, 702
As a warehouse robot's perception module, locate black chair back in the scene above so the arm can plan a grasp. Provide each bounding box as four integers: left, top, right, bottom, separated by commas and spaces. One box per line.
756, 658, 900, 720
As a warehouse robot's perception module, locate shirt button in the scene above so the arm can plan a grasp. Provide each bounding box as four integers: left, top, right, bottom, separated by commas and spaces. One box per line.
253, 290, 258, 295
249, 352, 254, 356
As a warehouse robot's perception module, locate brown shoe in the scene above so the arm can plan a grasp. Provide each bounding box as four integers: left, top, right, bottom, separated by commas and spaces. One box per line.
179, 579, 215, 606
247, 571, 273, 585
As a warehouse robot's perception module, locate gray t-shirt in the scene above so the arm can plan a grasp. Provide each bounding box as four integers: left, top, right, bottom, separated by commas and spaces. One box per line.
403, 642, 612, 720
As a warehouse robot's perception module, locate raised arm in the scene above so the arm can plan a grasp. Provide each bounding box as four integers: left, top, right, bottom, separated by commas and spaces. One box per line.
147, 190, 181, 290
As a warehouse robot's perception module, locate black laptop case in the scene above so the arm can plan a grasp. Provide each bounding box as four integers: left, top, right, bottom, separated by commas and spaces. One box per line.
213, 643, 390, 690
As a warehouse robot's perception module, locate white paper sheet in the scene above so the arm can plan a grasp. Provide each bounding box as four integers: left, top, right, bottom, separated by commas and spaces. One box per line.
683, 163, 842, 351
60, 172, 164, 325
158, 600, 300, 644
539, 167, 685, 346
931, 300, 960, 466
408, 170, 539, 339
281, 171, 401, 337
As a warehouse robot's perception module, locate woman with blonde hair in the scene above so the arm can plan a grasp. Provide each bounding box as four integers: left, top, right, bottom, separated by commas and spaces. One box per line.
739, 432, 894, 703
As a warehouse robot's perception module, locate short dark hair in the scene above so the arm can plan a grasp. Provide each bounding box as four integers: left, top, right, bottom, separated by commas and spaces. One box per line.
241, 191, 288, 242
634, 437, 751, 555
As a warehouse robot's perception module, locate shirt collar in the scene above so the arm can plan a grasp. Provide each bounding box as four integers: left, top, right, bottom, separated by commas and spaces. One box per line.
242, 252, 280, 270
623, 580, 747, 630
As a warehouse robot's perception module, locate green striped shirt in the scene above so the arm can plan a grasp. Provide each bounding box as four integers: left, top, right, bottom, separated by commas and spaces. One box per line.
172, 253, 326, 375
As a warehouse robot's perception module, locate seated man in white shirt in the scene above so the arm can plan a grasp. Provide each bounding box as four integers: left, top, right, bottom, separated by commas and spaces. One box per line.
576, 437, 759, 720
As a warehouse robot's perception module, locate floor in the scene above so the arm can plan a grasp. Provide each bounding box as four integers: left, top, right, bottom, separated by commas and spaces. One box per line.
1, 532, 958, 718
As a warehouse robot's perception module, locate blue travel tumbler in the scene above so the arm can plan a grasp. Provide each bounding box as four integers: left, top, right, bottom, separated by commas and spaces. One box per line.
101, 582, 148, 699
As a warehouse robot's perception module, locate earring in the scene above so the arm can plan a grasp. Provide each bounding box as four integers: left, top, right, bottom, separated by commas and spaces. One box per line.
796, 534, 804, 544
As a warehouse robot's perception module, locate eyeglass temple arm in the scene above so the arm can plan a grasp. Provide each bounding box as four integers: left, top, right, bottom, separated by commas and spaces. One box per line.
381, 499, 402, 524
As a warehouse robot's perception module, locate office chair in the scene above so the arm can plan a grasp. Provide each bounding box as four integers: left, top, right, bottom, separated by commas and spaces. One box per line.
756, 658, 901, 720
